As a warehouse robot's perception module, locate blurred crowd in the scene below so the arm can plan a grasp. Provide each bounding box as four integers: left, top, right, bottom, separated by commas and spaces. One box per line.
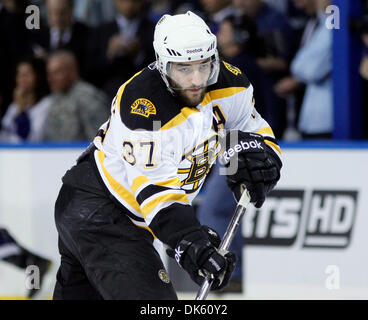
0, 0, 367, 143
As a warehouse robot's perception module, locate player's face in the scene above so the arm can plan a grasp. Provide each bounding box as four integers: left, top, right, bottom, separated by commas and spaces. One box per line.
168, 59, 211, 107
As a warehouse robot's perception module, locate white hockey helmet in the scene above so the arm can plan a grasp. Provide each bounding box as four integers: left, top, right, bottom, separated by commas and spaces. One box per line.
153, 11, 220, 92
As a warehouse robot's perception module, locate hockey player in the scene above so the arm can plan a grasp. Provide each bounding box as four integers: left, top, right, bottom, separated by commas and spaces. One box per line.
53, 11, 282, 299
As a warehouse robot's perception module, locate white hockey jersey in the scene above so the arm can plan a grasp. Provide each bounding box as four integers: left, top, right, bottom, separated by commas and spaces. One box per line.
91, 60, 282, 245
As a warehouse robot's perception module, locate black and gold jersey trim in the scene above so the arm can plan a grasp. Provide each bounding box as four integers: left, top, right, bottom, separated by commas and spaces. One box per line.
116, 60, 251, 132
208, 60, 250, 92
136, 184, 179, 206
118, 67, 184, 131
263, 135, 279, 146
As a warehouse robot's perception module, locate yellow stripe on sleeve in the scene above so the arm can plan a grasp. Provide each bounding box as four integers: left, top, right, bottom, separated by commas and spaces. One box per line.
97, 150, 142, 213
265, 140, 282, 155
131, 176, 150, 194
132, 176, 182, 195
141, 193, 189, 218
256, 126, 275, 137
256, 127, 281, 155
155, 177, 181, 187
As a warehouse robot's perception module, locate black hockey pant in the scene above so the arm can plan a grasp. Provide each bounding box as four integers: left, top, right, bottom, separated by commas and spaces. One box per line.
53, 153, 177, 300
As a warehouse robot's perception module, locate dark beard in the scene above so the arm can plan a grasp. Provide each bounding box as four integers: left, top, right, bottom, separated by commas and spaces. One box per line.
167, 77, 207, 108
173, 88, 207, 108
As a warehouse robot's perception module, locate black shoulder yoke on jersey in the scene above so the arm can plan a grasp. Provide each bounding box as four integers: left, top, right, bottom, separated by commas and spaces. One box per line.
118, 67, 185, 131
207, 60, 251, 92
117, 61, 250, 131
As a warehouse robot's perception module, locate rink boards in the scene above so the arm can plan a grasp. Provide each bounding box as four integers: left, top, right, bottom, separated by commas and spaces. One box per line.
0, 142, 367, 299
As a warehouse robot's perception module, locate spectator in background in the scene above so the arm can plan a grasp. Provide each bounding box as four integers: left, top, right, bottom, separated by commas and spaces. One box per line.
275, 0, 332, 139
30, 0, 92, 81
43, 51, 109, 142
73, 0, 115, 27
283, 0, 311, 37
217, 14, 279, 119
173, 0, 203, 15
274, 0, 318, 125
0, 0, 33, 118
264, 0, 289, 13
263, 0, 308, 31
148, 0, 173, 23
233, 0, 296, 77
89, 0, 155, 100
233, 0, 297, 138
0, 56, 52, 143
199, 0, 235, 34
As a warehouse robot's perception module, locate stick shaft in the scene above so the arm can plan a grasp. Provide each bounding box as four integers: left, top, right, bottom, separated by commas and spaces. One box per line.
195, 190, 250, 300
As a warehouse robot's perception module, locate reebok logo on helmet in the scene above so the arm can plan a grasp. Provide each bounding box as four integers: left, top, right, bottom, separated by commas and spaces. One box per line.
222, 139, 263, 163
186, 48, 203, 54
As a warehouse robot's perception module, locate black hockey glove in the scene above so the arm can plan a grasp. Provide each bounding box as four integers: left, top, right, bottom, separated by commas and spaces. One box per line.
221, 131, 282, 208
167, 226, 236, 290
203, 226, 222, 249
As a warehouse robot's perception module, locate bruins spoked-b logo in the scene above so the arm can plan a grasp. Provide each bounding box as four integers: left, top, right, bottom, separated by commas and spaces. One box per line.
178, 135, 222, 194
131, 98, 156, 118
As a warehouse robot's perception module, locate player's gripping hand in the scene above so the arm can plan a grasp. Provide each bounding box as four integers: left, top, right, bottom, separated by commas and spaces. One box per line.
221, 131, 282, 208
166, 226, 236, 290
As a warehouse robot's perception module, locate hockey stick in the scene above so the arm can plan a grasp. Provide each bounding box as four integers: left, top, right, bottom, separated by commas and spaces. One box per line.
195, 188, 251, 300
